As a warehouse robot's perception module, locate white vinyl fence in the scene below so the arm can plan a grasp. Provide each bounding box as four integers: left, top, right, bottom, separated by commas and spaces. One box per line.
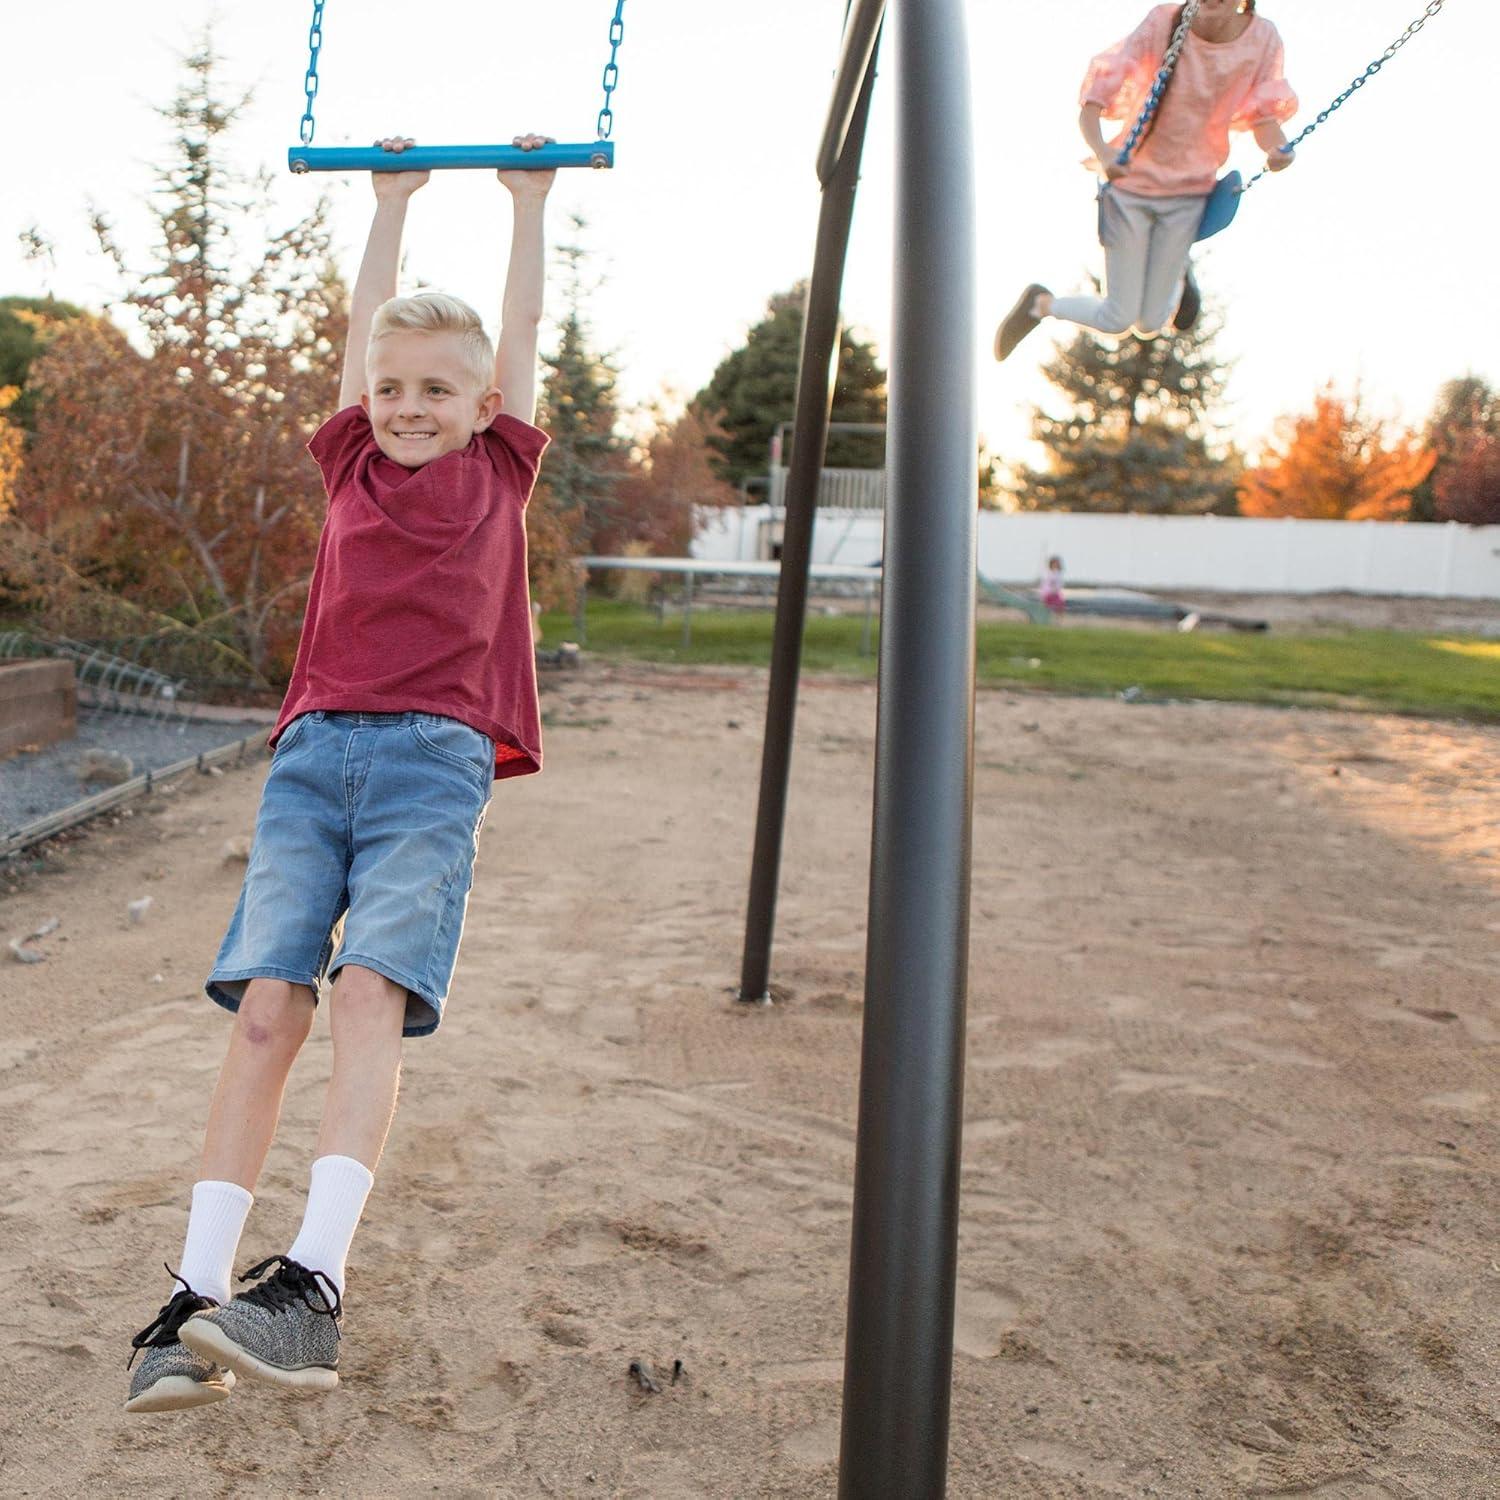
692, 505, 1500, 600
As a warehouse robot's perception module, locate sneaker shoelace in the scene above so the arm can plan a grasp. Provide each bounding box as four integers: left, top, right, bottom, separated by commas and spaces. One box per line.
237, 1255, 344, 1339
126, 1263, 215, 1369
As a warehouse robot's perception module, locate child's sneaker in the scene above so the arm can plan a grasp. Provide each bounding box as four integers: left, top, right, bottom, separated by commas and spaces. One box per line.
178, 1254, 342, 1392
125, 1267, 237, 1413
994, 283, 1050, 362
1173, 263, 1202, 333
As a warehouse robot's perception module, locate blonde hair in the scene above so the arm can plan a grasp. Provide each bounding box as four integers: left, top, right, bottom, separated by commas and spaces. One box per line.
368, 292, 494, 391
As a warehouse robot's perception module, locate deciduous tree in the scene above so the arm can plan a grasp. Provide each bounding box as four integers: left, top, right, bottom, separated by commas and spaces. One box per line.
602, 404, 737, 559
1434, 432, 1500, 526
0, 387, 21, 519
1410, 376, 1500, 523
1238, 384, 1433, 522
13, 40, 345, 684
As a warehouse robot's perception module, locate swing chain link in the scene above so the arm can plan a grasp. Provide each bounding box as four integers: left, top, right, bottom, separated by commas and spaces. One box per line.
1240, 0, 1444, 193
597, 0, 626, 140
1116, 0, 1202, 168
299, 0, 326, 149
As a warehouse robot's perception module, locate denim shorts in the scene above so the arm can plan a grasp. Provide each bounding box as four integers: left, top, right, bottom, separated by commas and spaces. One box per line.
207, 710, 493, 1037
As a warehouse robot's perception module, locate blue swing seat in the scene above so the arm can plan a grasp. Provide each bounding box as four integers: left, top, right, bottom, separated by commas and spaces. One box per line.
1095, 168, 1242, 249
1194, 170, 1242, 242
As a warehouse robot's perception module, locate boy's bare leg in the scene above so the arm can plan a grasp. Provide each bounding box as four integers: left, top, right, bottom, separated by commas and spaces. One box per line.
199, 979, 316, 1189
256, 965, 405, 1298
141, 979, 312, 1323
316, 963, 407, 1170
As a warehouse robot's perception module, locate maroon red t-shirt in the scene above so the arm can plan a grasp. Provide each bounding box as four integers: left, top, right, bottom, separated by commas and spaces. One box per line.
272, 405, 549, 780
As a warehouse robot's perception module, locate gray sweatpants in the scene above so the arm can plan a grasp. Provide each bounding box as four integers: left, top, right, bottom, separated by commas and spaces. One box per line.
1050, 185, 1206, 338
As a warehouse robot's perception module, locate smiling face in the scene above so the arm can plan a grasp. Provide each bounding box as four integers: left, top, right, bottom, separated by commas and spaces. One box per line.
362, 330, 502, 468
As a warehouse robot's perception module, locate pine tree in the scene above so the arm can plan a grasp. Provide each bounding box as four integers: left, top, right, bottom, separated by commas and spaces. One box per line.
1015, 294, 1238, 514
693, 284, 888, 487
533, 215, 626, 563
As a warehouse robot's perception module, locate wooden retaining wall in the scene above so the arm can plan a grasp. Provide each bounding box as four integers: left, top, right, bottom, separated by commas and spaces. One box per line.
0, 659, 78, 760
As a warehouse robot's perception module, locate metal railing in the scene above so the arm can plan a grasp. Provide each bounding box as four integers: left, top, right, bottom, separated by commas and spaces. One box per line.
767, 466, 887, 512
0, 632, 190, 722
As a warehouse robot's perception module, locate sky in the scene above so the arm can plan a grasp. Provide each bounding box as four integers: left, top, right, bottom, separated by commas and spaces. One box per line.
1, 0, 1494, 469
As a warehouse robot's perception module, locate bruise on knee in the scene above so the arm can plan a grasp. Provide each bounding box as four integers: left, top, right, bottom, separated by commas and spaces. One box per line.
237, 985, 314, 1049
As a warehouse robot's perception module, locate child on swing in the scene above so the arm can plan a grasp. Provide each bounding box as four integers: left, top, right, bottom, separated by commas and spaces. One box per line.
995, 0, 1297, 361
124, 133, 555, 1412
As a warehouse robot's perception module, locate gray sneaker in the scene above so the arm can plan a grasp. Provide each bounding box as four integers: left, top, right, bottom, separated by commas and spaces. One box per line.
125, 1268, 237, 1413
178, 1255, 342, 1392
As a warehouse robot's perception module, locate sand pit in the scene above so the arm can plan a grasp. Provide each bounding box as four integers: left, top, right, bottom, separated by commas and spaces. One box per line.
1, 666, 1496, 1496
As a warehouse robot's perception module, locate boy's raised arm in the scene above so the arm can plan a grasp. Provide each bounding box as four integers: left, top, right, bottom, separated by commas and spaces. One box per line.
494, 135, 557, 428
339, 139, 429, 412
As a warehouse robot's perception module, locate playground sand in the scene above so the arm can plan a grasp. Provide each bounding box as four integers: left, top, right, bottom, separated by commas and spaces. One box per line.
2, 665, 1496, 1497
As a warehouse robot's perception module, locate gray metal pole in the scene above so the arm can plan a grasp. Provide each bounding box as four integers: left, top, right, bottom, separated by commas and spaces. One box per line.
737, 24, 881, 1004
838, 0, 976, 1491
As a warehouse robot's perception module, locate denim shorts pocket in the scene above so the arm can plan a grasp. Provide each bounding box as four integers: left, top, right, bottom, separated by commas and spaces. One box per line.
274, 711, 313, 756
411, 717, 493, 791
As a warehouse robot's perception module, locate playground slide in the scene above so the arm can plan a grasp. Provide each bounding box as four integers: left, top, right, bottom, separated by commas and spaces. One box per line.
975, 573, 1054, 624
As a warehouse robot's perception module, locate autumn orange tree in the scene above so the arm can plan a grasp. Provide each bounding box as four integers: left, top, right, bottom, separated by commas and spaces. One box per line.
600, 406, 737, 558
1238, 384, 1433, 521
13, 41, 344, 684
0, 388, 20, 519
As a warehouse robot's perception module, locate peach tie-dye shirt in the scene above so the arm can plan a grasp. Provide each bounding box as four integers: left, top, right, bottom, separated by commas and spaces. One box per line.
1081, 5, 1298, 197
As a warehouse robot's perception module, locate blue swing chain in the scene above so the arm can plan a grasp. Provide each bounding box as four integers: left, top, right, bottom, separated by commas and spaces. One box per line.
295, 0, 622, 158
1238, 0, 1445, 195
1115, 0, 1201, 169
299, 0, 325, 148
597, 1, 626, 141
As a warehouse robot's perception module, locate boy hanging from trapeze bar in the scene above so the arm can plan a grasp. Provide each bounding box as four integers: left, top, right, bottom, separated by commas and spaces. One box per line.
125, 133, 556, 1411
995, 0, 1297, 361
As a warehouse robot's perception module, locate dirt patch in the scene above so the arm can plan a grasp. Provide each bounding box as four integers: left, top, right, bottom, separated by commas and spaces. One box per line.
2, 664, 1496, 1495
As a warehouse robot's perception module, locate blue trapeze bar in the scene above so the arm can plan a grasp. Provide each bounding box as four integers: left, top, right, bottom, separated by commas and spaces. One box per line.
288, 141, 615, 173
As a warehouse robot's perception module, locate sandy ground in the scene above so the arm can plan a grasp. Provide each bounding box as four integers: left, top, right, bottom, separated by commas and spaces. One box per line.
1, 666, 1497, 1498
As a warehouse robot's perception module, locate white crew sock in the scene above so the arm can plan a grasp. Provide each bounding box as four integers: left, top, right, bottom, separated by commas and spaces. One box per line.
176, 1180, 254, 1305
286, 1154, 375, 1298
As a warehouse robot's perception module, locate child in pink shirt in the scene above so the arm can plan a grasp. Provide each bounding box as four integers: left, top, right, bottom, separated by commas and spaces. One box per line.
995, 0, 1297, 360
1040, 556, 1066, 617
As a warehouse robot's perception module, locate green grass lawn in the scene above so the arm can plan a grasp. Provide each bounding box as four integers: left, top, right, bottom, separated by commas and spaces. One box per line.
542, 599, 1500, 723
